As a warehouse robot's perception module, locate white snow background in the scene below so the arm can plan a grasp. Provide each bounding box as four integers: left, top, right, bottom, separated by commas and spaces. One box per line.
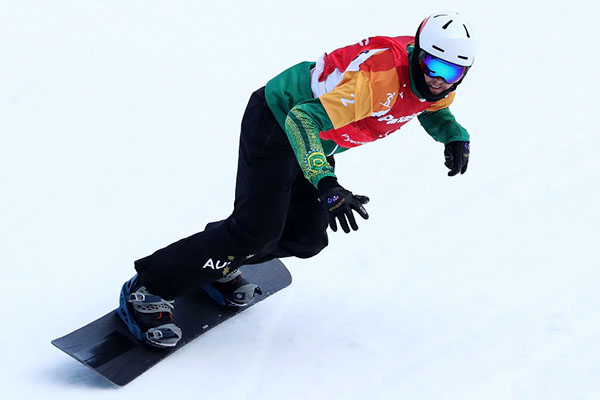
1, 0, 599, 399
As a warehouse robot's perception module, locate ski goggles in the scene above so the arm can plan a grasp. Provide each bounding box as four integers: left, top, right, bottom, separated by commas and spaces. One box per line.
420, 53, 467, 84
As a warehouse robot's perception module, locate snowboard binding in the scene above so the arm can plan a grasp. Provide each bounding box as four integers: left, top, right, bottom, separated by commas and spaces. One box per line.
117, 275, 182, 348
203, 269, 263, 307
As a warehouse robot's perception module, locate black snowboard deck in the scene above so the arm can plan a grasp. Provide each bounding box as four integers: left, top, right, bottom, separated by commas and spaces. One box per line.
52, 259, 292, 386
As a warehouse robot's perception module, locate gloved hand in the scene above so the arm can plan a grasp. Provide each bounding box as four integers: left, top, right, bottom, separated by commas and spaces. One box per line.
444, 141, 470, 176
317, 177, 369, 233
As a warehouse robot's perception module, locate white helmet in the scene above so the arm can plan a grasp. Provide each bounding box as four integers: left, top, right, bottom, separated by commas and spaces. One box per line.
416, 12, 475, 67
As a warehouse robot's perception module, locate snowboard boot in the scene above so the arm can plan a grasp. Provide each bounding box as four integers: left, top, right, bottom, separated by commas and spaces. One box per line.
203, 269, 263, 307
117, 275, 182, 348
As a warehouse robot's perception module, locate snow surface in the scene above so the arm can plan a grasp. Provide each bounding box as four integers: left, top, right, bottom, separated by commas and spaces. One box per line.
2, 0, 599, 398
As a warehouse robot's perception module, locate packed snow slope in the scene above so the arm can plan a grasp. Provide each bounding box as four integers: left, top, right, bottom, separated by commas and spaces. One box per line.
1, 1, 598, 399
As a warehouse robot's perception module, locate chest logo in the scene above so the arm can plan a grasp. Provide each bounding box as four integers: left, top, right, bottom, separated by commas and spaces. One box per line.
377, 112, 422, 125
379, 92, 396, 109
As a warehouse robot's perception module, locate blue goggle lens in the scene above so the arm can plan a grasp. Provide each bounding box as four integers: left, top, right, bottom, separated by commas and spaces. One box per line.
421, 53, 466, 84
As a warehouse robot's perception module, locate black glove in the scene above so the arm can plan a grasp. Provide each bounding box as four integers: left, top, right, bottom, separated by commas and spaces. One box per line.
444, 141, 470, 176
317, 177, 369, 233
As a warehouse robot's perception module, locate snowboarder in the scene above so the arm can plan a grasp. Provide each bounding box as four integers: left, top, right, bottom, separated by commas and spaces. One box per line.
118, 12, 476, 347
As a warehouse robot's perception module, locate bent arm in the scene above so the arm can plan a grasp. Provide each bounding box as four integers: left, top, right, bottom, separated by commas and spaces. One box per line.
284, 99, 336, 187
418, 107, 470, 144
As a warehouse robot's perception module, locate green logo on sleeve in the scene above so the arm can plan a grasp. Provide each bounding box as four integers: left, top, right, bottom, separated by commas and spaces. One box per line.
307, 152, 327, 172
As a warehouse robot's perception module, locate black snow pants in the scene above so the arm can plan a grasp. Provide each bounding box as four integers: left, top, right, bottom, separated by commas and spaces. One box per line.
135, 87, 330, 299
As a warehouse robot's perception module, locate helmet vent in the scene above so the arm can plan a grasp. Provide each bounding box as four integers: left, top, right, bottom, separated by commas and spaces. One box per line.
432, 45, 445, 52
463, 25, 471, 38
458, 55, 469, 60
442, 20, 454, 29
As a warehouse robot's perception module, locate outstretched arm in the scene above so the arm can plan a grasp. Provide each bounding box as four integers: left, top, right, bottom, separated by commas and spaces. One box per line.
418, 108, 471, 176
417, 107, 470, 144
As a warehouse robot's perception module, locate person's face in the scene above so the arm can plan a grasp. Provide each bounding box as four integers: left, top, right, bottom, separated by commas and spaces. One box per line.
419, 52, 467, 95
423, 73, 454, 96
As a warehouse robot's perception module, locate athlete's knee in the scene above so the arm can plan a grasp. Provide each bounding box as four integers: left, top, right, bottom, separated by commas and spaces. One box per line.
281, 231, 328, 259
228, 216, 283, 254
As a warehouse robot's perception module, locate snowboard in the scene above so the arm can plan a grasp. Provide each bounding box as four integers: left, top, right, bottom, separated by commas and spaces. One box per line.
52, 259, 291, 386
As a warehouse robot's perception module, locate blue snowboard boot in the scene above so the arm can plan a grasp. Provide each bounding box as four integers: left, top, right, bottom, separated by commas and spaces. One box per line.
203, 269, 262, 307
117, 275, 182, 348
